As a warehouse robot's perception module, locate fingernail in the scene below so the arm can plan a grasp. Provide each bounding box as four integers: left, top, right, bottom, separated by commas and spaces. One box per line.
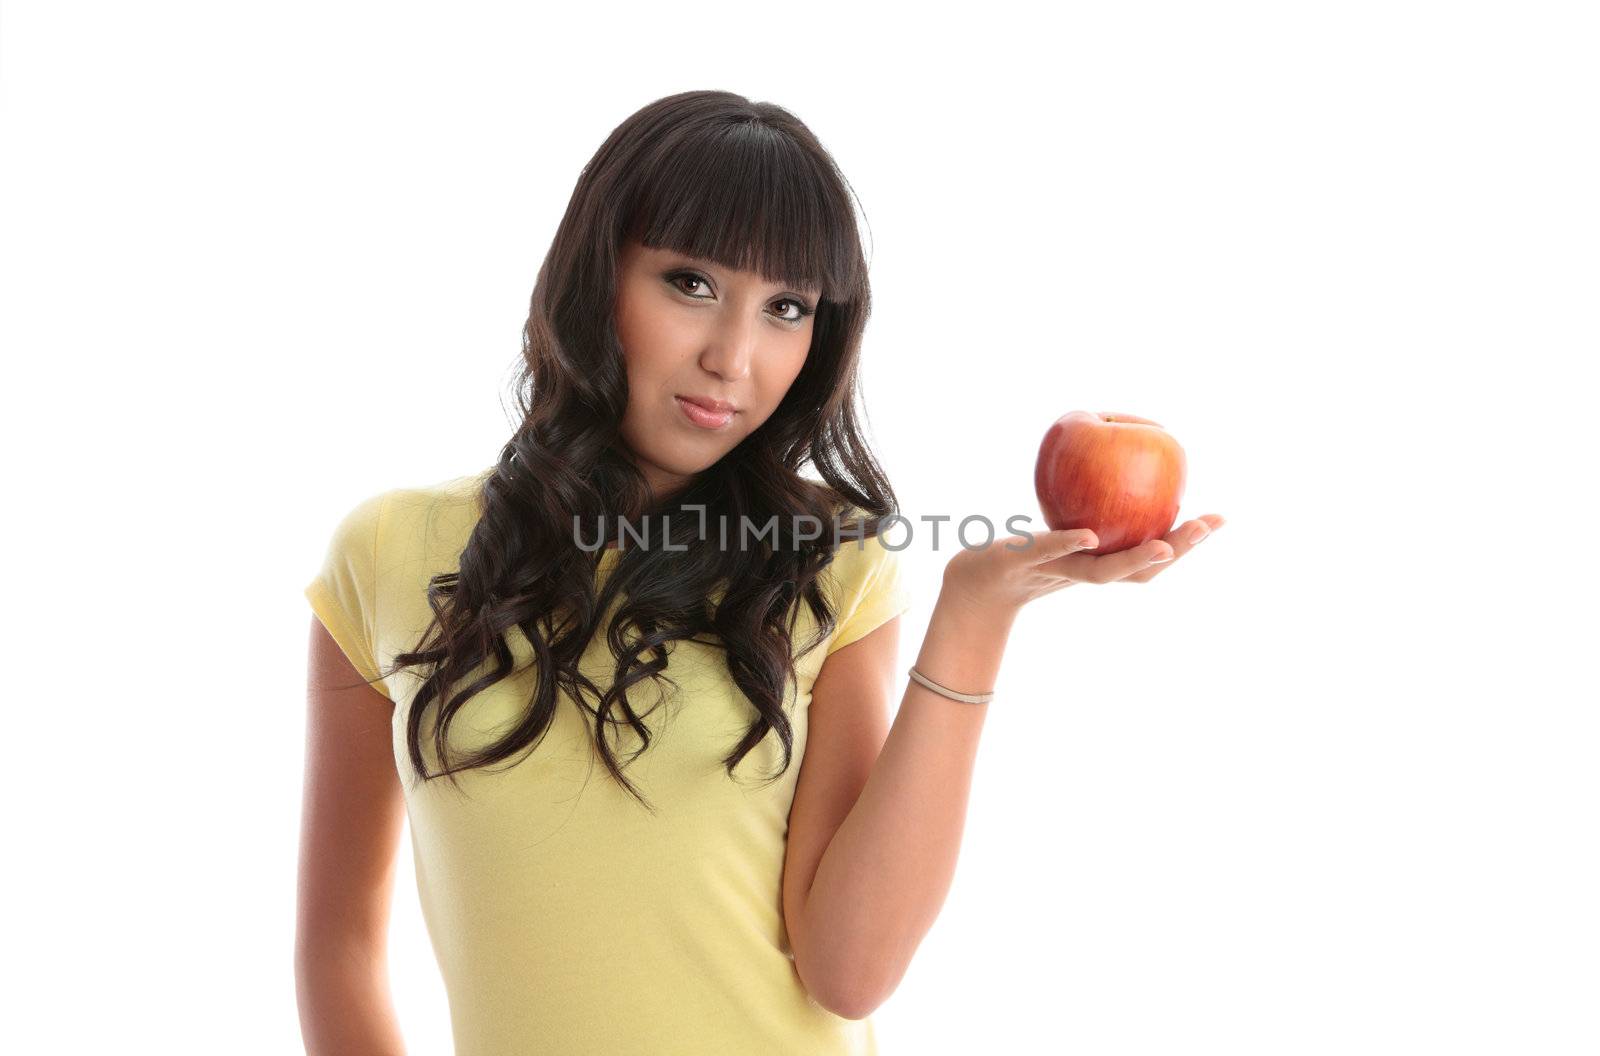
1189, 528, 1209, 545
1150, 551, 1173, 563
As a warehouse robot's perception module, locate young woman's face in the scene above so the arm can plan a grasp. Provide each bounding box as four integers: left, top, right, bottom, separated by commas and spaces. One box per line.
613, 238, 819, 500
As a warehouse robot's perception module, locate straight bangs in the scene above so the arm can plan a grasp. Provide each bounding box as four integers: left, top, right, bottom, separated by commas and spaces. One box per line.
622, 121, 867, 308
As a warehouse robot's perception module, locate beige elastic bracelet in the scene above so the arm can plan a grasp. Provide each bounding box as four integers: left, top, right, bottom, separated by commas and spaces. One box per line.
907, 666, 995, 705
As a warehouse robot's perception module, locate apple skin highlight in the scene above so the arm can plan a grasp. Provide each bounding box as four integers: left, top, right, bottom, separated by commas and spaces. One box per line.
1034, 410, 1187, 556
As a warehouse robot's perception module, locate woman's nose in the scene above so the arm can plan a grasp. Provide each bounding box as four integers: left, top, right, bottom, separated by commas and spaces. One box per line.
697, 319, 756, 382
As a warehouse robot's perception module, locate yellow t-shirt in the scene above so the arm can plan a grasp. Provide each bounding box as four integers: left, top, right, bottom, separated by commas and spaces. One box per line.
303, 466, 914, 1056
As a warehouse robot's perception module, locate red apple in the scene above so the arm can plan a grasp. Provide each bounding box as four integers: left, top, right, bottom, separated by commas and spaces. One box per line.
1034, 411, 1187, 556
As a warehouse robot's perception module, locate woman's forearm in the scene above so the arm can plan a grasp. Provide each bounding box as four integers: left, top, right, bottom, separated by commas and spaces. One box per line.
295, 935, 408, 1056
797, 579, 1016, 1018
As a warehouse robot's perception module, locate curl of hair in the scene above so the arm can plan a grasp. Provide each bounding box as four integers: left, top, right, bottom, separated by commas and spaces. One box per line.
380, 90, 897, 815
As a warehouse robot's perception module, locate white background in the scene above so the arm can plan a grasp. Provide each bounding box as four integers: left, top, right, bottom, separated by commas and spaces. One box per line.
4, 1, 1596, 1052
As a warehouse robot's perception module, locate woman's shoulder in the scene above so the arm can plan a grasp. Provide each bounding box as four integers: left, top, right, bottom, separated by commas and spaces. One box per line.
369, 464, 497, 568
813, 503, 914, 654
814, 496, 904, 591
325, 465, 490, 525
807, 481, 881, 530
384, 464, 495, 514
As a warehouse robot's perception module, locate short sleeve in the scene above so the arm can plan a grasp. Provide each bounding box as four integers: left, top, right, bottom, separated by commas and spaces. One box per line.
304, 490, 392, 699
825, 523, 914, 655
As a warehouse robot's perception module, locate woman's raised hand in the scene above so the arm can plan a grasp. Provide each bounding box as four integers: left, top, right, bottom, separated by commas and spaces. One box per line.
939, 514, 1226, 617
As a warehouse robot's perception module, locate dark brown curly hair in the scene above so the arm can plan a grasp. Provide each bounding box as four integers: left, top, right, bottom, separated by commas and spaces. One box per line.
375, 90, 898, 814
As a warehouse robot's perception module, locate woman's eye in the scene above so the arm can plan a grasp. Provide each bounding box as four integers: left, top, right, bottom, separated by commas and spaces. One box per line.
771, 299, 815, 324
669, 272, 711, 298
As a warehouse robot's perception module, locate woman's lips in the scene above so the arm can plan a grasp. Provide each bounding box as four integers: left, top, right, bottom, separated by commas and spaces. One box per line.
675, 396, 735, 429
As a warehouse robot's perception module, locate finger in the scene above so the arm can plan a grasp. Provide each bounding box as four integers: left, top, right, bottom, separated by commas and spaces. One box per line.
1124, 515, 1223, 583
1148, 516, 1221, 561
1121, 539, 1179, 582
1115, 539, 1174, 580
1047, 539, 1169, 584
1175, 517, 1213, 547
1025, 528, 1099, 563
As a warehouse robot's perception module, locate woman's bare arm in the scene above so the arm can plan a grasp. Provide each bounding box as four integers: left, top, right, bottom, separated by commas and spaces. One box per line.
296, 615, 409, 1056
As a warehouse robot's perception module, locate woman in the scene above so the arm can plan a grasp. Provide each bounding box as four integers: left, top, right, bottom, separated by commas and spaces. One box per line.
296, 89, 1224, 1056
